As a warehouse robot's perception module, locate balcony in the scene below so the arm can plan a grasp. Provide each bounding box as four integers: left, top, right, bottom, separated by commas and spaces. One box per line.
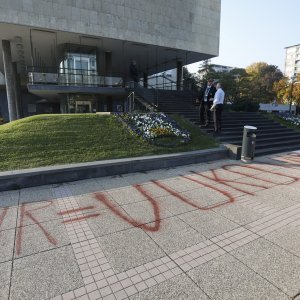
27, 67, 126, 98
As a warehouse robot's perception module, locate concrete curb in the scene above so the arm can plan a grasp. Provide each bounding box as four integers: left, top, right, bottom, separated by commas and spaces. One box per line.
0, 147, 228, 191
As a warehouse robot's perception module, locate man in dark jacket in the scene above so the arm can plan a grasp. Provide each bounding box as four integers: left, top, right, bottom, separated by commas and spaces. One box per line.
202, 79, 216, 127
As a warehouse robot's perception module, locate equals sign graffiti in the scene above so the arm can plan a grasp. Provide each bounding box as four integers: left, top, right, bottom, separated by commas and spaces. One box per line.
58, 206, 100, 224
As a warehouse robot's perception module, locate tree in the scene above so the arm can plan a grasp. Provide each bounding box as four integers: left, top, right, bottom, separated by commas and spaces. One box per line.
245, 62, 283, 102
273, 75, 300, 105
182, 67, 198, 91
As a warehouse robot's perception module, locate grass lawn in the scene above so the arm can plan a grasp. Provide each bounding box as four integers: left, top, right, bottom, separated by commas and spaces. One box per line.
0, 114, 217, 171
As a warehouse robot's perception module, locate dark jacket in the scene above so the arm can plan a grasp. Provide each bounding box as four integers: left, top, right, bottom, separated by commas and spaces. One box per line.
203, 85, 216, 102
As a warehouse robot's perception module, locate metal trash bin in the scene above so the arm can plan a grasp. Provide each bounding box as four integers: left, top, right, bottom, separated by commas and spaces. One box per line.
241, 126, 257, 161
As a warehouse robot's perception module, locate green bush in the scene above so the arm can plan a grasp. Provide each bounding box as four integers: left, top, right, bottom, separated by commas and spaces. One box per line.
231, 99, 259, 112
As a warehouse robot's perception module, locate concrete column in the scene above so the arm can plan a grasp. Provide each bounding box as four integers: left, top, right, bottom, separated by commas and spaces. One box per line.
143, 72, 148, 88
105, 51, 112, 87
176, 60, 183, 91
12, 62, 21, 119
2, 40, 17, 121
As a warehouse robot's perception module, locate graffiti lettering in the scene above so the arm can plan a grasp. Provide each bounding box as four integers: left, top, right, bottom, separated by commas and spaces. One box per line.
94, 184, 161, 232
16, 201, 58, 255
58, 206, 101, 224
152, 179, 234, 210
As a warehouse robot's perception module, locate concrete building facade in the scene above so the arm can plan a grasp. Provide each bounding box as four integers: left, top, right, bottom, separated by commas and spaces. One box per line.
284, 44, 300, 78
0, 0, 221, 121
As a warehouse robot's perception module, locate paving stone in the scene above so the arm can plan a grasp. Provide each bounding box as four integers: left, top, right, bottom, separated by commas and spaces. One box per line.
146, 216, 206, 254
231, 238, 300, 297
14, 219, 70, 258
17, 199, 62, 226
129, 274, 209, 300
121, 200, 173, 224
0, 261, 12, 300
0, 228, 15, 262
0, 192, 19, 207
87, 208, 132, 238
178, 210, 239, 238
97, 228, 165, 273
19, 186, 55, 203
188, 253, 288, 300
265, 225, 300, 257
0, 206, 17, 230
212, 202, 264, 225
10, 246, 83, 300
181, 186, 232, 209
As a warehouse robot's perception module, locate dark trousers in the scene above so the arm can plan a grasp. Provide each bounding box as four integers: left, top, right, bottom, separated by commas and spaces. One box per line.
199, 102, 205, 125
214, 104, 223, 133
204, 101, 213, 125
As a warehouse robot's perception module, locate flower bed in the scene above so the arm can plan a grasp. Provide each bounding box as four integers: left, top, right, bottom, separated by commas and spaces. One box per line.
115, 113, 191, 146
276, 112, 300, 126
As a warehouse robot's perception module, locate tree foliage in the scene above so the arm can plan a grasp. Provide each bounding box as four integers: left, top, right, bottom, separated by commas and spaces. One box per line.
273, 75, 300, 105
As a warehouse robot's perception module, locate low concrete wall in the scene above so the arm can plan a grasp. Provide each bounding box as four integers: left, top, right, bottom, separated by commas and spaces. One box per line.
0, 147, 228, 191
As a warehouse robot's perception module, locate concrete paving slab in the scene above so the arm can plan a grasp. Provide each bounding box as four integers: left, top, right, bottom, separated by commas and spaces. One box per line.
121, 200, 173, 224
10, 246, 83, 300
17, 200, 62, 227
107, 186, 153, 206
0, 206, 17, 230
178, 210, 239, 238
181, 186, 232, 209
146, 216, 206, 254
19, 186, 55, 203
87, 207, 133, 238
73, 192, 119, 212
14, 219, 70, 258
95, 175, 132, 191
64, 178, 104, 195
129, 274, 209, 300
158, 195, 199, 215
0, 192, 19, 207
0, 229, 15, 263
264, 226, 300, 257
156, 176, 204, 193
136, 182, 170, 198
0, 261, 11, 300
188, 253, 288, 300
231, 238, 300, 297
213, 202, 264, 225
246, 185, 300, 209
97, 228, 165, 273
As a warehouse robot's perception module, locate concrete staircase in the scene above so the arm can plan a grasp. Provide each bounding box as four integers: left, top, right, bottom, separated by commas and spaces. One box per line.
157, 90, 300, 156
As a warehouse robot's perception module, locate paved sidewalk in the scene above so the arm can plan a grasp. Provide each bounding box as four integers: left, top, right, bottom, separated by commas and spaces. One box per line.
1, 151, 300, 300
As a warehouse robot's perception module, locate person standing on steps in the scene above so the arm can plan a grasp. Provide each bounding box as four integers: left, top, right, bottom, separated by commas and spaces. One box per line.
202, 79, 216, 127
210, 82, 225, 135
195, 82, 206, 126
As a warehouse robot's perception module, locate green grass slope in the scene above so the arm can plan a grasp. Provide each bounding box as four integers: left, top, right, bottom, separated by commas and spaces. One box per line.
0, 114, 217, 171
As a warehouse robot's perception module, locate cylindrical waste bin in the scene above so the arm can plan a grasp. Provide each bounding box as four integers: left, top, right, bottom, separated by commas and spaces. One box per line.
241, 125, 257, 161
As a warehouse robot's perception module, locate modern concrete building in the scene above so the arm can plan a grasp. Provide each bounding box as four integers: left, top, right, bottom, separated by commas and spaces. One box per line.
284, 44, 300, 78
0, 0, 221, 121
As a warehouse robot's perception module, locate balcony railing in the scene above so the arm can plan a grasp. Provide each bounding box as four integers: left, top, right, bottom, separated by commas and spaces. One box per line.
27, 67, 124, 87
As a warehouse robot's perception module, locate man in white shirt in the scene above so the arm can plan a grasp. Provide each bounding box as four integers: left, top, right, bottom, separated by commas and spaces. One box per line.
210, 82, 225, 134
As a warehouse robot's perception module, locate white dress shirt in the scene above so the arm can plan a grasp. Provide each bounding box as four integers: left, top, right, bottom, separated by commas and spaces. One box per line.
213, 88, 225, 105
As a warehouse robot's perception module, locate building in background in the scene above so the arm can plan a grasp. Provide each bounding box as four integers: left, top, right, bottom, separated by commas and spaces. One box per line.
284, 44, 300, 78
211, 64, 234, 73
0, 0, 221, 121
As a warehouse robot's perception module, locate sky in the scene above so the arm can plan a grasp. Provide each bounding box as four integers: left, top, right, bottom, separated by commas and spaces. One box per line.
188, 0, 300, 74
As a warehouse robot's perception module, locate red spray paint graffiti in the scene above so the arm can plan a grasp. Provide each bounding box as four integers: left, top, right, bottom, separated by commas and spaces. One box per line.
16, 201, 58, 256
94, 184, 161, 232
0, 207, 8, 229
222, 164, 298, 183
58, 206, 101, 224
152, 178, 235, 210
